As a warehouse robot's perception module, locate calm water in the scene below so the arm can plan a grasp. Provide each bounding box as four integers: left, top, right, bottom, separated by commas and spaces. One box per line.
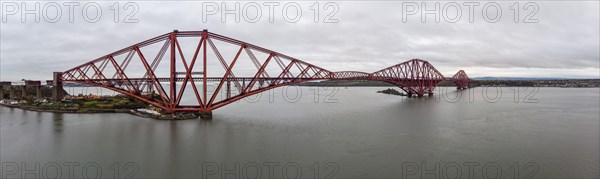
1, 87, 599, 178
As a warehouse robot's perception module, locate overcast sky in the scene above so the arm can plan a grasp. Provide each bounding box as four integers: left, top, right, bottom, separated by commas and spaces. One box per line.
1, 1, 598, 81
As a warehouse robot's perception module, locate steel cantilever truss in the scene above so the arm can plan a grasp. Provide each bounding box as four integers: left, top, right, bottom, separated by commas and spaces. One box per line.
62, 30, 469, 112
451, 70, 470, 89
371, 59, 446, 96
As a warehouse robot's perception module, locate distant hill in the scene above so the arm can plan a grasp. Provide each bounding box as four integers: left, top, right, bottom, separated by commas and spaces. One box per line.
473, 77, 579, 80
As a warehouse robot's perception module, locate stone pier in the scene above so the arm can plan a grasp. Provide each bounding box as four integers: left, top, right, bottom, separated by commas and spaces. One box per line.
24, 80, 43, 99
199, 111, 213, 120
9, 86, 15, 99
20, 86, 26, 99
36, 86, 42, 98
52, 72, 64, 101
0, 82, 11, 100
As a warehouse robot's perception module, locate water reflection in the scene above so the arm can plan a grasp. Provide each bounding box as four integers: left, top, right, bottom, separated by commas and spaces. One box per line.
0, 87, 598, 178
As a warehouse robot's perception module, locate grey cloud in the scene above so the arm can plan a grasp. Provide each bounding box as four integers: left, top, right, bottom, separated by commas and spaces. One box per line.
1, 1, 598, 81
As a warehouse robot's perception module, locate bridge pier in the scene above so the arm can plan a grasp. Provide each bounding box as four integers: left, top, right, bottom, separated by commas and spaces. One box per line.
20, 86, 27, 99
0, 82, 11, 100
428, 93, 434, 96
146, 82, 153, 94
8, 86, 15, 99
36, 85, 42, 99
52, 72, 64, 101
199, 111, 212, 120
226, 79, 231, 98
417, 94, 424, 97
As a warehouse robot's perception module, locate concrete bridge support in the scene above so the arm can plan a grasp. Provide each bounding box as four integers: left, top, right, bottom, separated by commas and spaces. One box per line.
199, 111, 213, 120
0, 82, 10, 100
52, 72, 64, 101
36, 86, 42, 99
20, 86, 27, 99
9, 86, 15, 99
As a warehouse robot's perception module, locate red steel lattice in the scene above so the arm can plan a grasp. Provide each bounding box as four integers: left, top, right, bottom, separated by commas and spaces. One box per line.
451, 70, 470, 89
61, 30, 469, 113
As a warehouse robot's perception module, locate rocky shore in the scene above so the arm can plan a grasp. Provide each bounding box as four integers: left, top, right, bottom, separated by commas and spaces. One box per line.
0, 103, 205, 120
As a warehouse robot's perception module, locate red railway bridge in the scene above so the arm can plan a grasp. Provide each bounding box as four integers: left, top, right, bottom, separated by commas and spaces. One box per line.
54, 30, 469, 115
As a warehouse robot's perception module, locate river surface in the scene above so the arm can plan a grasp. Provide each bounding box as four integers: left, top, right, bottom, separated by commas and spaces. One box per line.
1, 87, 599, 178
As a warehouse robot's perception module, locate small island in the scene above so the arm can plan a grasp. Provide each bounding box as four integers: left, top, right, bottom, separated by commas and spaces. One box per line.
376, 88, 406, 96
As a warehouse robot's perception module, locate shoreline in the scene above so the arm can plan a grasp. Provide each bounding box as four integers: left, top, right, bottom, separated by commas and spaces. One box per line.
0, 103, 131, 113
0, 103, 199, 120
